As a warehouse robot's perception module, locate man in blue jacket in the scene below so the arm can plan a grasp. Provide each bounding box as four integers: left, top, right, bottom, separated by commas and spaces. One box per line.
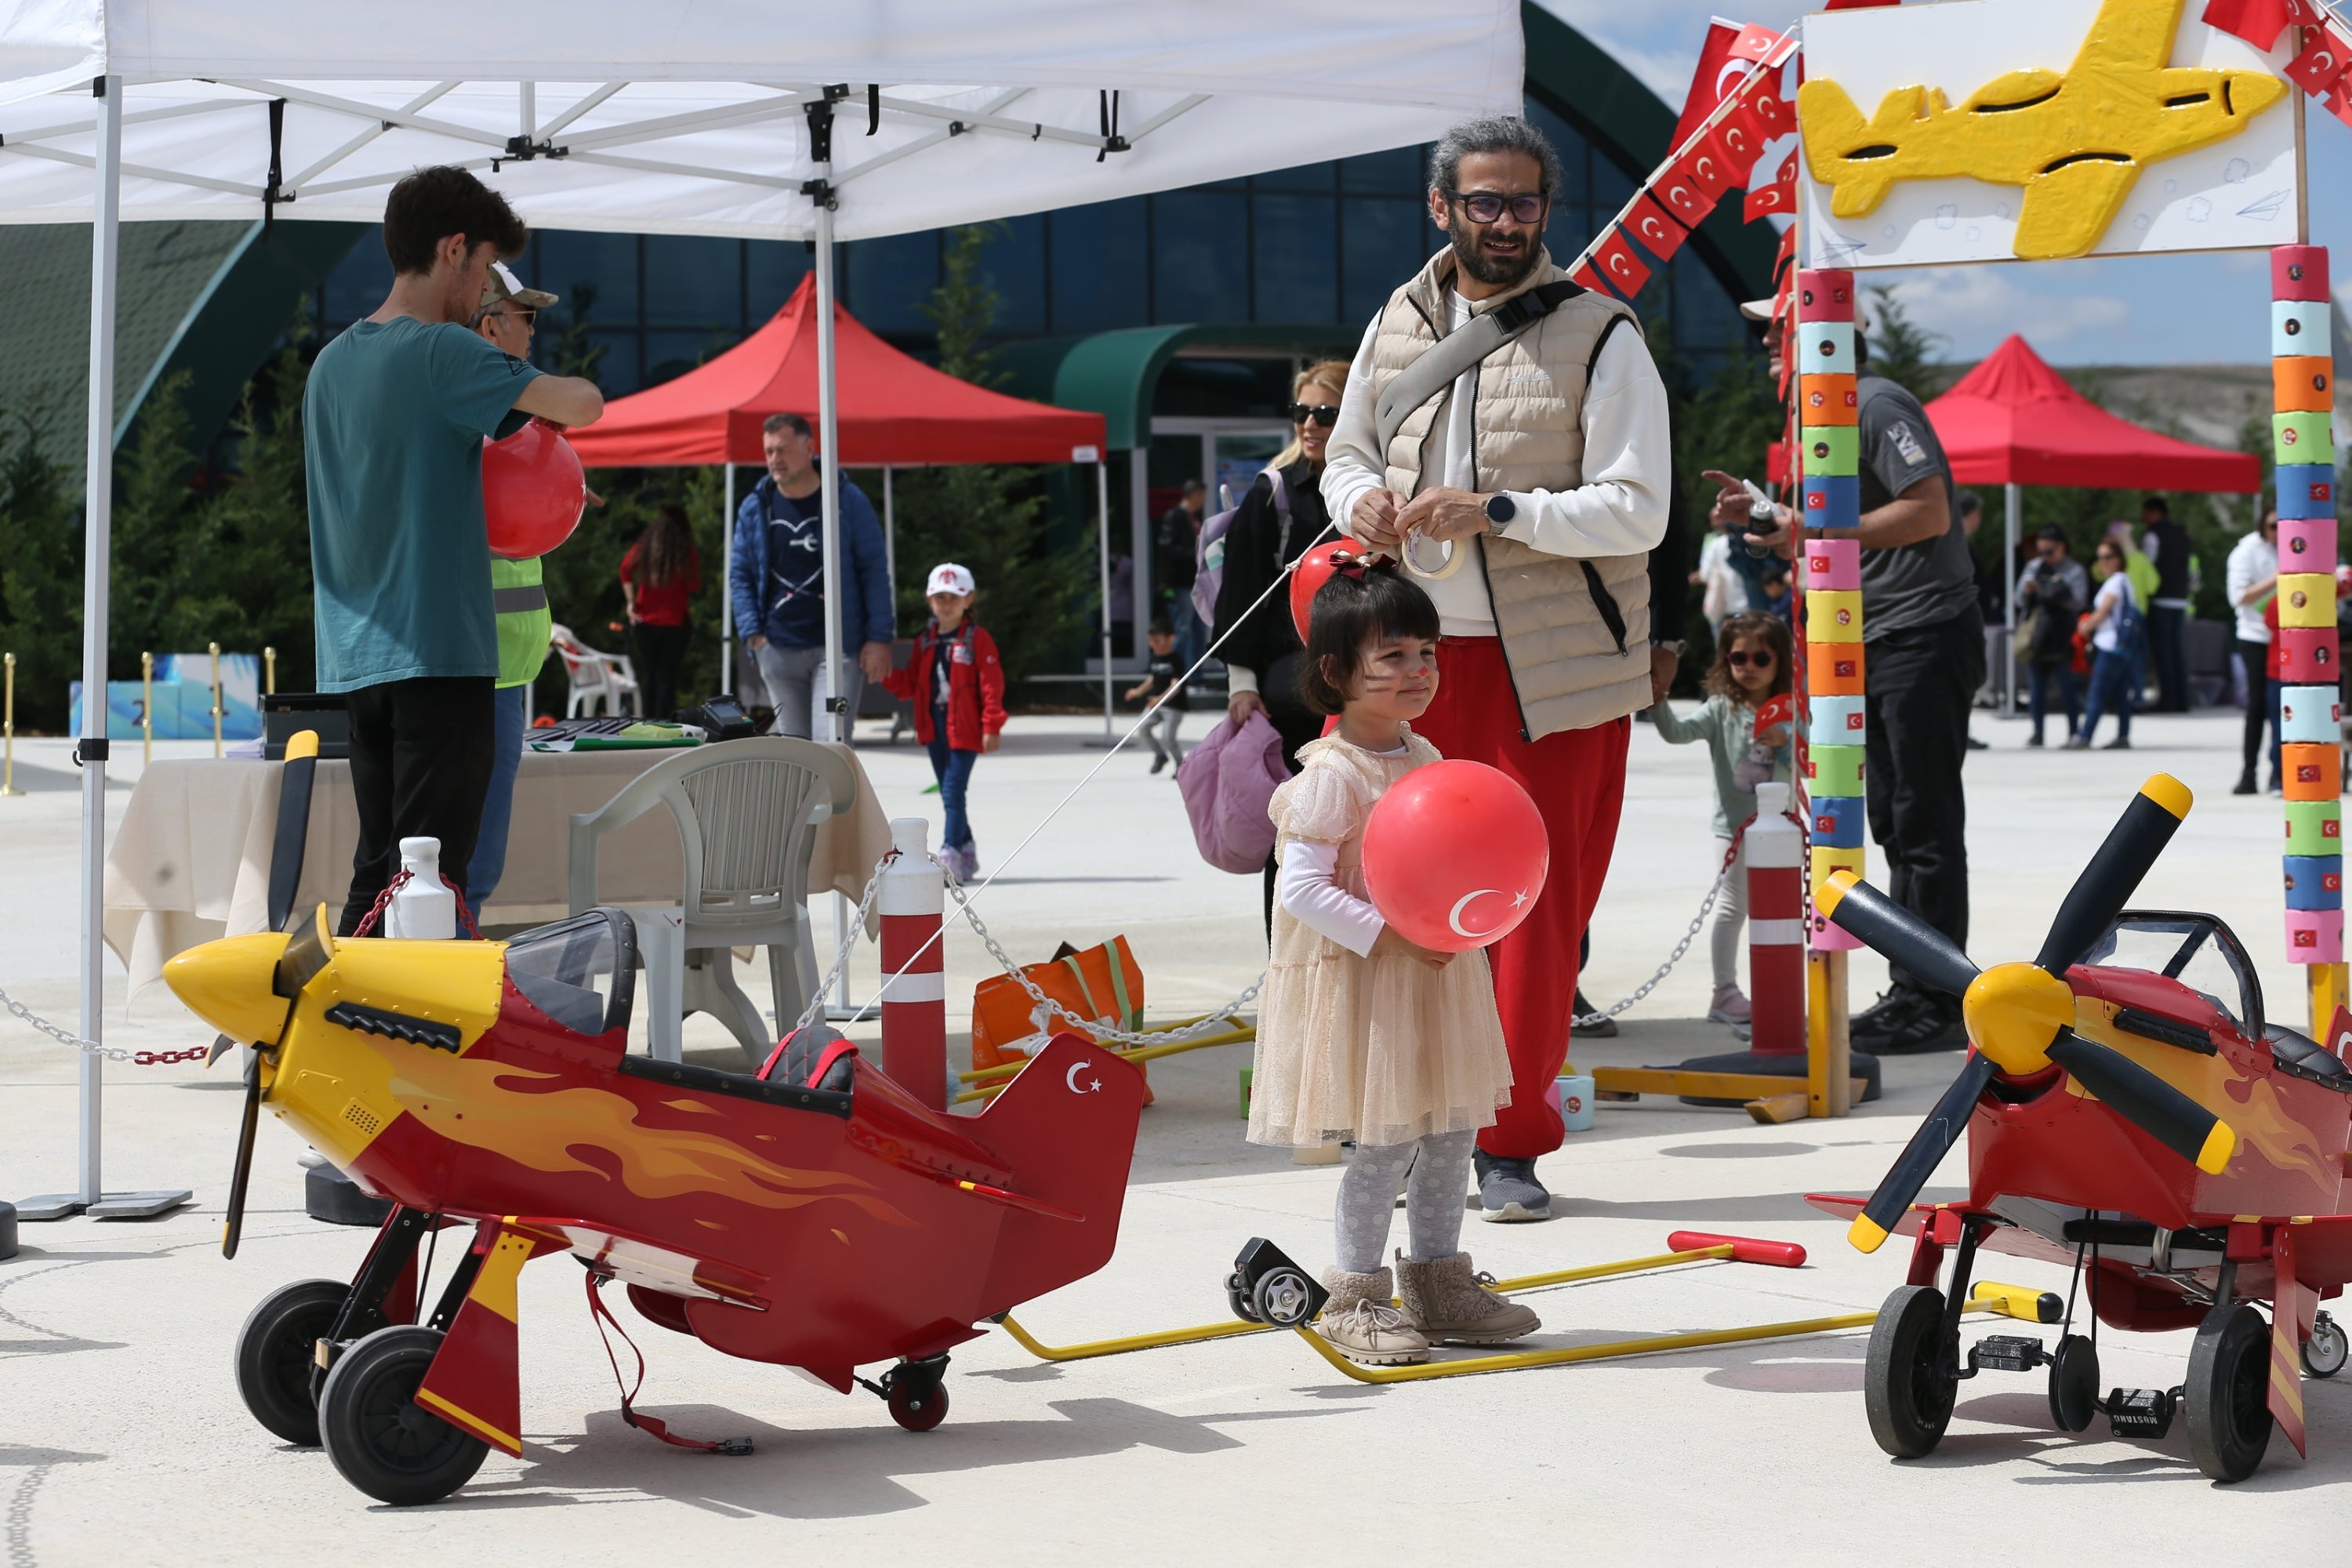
728, 412, 895, 738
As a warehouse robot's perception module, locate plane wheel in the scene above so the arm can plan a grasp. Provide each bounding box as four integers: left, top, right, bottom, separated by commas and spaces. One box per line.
1225, 1271, 1263, 1324
1864, 1285, 1956, 1460
1251, 1266, 1317, 1328
318, 1326, 488, 1504
2304, 1313, 2347, 1379
887, 1378, 949, 1433
2184, 1303, 2273, 1483
236, 1279, 350, 1446
2047, 1334, 2099, 1433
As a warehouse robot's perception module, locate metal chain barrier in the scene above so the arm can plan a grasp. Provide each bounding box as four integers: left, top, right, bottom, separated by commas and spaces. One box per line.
1568, 808, 1806, 1029
788, 853, 897, 1038
0, 985, 209, 1064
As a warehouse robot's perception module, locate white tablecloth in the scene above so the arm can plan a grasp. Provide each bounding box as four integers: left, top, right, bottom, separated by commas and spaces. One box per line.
103, 744, 892, 992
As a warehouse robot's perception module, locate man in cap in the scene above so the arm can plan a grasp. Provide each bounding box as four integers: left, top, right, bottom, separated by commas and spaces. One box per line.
463, 260, 564, 927
1703, 293, 1980, 1055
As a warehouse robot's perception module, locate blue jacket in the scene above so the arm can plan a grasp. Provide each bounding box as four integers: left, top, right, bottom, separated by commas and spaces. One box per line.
728, 473, 895, 650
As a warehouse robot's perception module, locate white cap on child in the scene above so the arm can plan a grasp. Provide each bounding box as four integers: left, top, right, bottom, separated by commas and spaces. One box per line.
926, 563, 976, 597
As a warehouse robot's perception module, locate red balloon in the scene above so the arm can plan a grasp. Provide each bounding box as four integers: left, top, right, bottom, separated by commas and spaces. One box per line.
482, 419, 586, 560
1290, 542, 1363, 641
1361, 760, 1549, 952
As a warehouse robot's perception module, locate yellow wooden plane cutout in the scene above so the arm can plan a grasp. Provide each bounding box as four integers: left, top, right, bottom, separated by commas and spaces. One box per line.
1797, 0, 2288, 260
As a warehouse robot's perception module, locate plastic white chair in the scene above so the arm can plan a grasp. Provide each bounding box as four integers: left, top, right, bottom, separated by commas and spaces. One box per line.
566, 739, 855, 1065
550, 623, 641, 718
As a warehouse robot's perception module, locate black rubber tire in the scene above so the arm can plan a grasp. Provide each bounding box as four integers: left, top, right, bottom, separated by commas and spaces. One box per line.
235, 1279, 352, 1446
2185, 1303, 2273, 1483
887, 1377, 949, 1433
318, 1326, 488, 1505
1252, 1267, 1316, 1329
2047, 1334, 2100, 1433
2303, 1315, 2346, 1379
1225, 1272, 1263, 1325
1864, 1284, 1957, 1460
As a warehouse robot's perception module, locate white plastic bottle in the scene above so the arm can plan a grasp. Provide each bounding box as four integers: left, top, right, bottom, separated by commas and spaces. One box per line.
383, 836, 457, 939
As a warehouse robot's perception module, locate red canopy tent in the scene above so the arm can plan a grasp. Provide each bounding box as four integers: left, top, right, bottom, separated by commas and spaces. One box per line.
1922, 334, 2259, 715
567, 275, 1109, 711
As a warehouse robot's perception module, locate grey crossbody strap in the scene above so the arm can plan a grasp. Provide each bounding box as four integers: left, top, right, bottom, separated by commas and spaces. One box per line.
1372, 279, 1588, 452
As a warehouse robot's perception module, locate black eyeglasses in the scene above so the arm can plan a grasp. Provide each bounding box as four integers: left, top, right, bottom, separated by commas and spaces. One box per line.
1725, 650, 1776, 668
1446, 189, 1548, 224
495, 307, 538, 326
1287, 402, 1340, 426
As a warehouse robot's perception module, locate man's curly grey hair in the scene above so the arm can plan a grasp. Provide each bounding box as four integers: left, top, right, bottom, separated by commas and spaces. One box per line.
1428, 116, 1567, 202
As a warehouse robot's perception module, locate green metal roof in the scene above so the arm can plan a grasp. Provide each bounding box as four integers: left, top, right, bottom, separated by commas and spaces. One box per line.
997, 323, 1363, 450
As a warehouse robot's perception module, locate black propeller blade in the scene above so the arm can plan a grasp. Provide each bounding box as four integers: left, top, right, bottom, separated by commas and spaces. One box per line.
264, 731, 320, 933
1847, 1051, 1998, 1253
2045, 1029, 2237, 1174
1817, 872, 1982, 1000
222, 1050, 262, 1259
2035, 775, 2192, 977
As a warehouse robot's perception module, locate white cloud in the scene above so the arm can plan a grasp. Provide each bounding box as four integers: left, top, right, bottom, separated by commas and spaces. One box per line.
1875, 267, 2129, 356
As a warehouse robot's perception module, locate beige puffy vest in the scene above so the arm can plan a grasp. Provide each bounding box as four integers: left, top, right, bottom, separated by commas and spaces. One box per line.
1373, 247, 1653, 739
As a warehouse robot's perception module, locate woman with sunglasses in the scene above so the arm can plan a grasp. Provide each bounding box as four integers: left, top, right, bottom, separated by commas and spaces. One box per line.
2069, 536, 2143, 750
1648, 612, 1795, 1026
1213, 358, 1352, 932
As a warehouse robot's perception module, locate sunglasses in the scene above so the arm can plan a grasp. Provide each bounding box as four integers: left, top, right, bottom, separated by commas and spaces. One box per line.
1287, 402, 1340, 426
493, 307, 538, 326
1725, 650, 1776, 668
1446, 189, 1548, 224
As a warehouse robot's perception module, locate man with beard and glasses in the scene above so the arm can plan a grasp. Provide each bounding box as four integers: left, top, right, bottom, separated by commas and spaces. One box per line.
1321, 116, 1671, 1223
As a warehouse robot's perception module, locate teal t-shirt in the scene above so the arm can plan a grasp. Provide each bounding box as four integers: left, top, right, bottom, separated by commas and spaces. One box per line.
303, 317, 541, 692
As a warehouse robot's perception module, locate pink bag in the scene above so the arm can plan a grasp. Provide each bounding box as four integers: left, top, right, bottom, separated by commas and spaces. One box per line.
1175, 710, 1287, 873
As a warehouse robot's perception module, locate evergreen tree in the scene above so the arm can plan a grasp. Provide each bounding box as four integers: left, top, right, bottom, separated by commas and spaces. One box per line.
1864, 286, 1947, 400
0, 402, 82, 731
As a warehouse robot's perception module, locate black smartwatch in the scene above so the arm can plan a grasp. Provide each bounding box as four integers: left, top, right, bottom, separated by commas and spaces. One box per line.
1483, 492, 1516, 532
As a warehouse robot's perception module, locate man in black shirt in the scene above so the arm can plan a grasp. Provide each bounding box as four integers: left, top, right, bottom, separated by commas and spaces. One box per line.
1157, 480, 1208, 666
1712, 319, 1983, 1054
2140, 495, 2194, 713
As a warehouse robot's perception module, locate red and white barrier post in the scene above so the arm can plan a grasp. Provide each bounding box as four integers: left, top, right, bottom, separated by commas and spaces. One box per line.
1745, 782, 1806, 1057
878, 817, 947, 1108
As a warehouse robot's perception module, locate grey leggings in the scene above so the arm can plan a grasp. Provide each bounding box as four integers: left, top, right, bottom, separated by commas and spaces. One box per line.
1333, 1129, 1478, 1274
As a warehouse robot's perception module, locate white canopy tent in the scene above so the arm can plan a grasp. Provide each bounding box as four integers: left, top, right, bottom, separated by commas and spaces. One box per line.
0, 0, 1524, 1210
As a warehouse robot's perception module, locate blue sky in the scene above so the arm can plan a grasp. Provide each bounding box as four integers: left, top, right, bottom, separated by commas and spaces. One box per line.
1535, 0, 2352, 365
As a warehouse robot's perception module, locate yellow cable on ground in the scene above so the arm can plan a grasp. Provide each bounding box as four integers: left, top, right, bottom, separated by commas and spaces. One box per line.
1290, 1310, 1883, 1383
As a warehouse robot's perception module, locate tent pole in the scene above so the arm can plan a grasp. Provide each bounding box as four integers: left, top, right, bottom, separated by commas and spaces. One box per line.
2002, 480, 2020, 718
1098, 459, 1114, 742
720, 461, 735, 698
815, 192, 844, 746
882, 466, 895, 601
1128, 451, 1150, 647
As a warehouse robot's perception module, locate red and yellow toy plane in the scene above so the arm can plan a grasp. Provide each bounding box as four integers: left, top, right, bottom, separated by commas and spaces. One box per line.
1810, 775, 2350, 1482
163, 740, 1144, 1505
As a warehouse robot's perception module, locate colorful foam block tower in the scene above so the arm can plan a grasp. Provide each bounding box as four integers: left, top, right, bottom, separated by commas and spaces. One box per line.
2271, 245, 2340, 987
1798, 267, 1864, 956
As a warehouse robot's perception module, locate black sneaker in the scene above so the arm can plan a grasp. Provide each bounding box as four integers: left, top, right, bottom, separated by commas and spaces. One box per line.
2232, 771, 2258, 796
1849, 989, 1923, 1042
1473, 1151, 1551, 1222
2100, 737, 2131, 750
1149, 753, 1169, 775
1871, 998, 1969, 1054
1573, 989, 1617, 1038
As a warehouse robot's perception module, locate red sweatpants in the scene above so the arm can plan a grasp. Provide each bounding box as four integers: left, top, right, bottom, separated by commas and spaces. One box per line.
1410, 637, 1631, 1160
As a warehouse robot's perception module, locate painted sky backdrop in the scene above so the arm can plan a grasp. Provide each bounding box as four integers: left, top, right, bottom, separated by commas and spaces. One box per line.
1537, 0, 2352, 365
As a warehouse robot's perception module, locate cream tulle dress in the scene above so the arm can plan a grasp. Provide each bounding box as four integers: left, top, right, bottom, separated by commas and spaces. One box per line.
1247, 730, 1514, 1149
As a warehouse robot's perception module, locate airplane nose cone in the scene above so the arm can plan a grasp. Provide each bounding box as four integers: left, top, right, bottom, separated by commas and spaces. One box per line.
163, 932, 294, 1047
2228, 69, 2289, 119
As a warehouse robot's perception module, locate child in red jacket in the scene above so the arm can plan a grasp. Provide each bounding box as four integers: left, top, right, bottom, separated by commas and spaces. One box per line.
884, 563, 1006, 880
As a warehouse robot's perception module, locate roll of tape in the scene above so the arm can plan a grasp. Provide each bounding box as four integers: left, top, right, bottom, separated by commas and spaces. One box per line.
1401, 531, 1461, 579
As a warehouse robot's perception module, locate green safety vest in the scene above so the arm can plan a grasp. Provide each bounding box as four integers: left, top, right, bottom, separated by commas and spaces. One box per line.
490, 555, 551, 689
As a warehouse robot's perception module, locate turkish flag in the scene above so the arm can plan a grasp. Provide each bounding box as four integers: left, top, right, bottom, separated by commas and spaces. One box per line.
1777, 223, 1796, 267
2285, 25, 2352, 94
2202, 0, 2294, 50
1748, 67, 1795, 140
2328, 82, 2352, 129
1570, 260, 1613, 298
1745, 150, 1798, 222
1624, 191, 1689, 260
1657, 165, 1719, 229
1671, 20, 1787, 154
1592, 229, 1653, 298
1711, 107, 1766, 185
1679, 141, 1735, 202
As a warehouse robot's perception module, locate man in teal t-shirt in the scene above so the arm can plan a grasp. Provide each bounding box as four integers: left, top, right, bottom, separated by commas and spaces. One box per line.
303, 165, 604, 934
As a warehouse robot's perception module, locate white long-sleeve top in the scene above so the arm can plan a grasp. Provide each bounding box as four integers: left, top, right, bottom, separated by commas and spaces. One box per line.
1319, 291, 1672, 637
2226, 530, 2278, 644
1277, 839, 1385, 956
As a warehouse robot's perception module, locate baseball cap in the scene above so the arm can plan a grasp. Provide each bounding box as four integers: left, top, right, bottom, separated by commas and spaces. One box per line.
483, 260, 559, 312
1739, 296, 1777, 321
926, 563, 976, 597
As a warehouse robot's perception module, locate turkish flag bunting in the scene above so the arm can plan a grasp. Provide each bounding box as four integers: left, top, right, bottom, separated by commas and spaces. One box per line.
2201, 0, 2294, 50
1679, 140, 1735, 201
1671, 20, 1787, 154
1777, 223, 1796, 267
1570, 261, 1616, 299
2329, 82, 2352, 129
1711, 106, 1766, 185
1748, 67, 1795, 140
1592, 229, 1653, 299
2285, 25, 2352, 94
1657, 165, 1719, 229
1624, 191, 1690, 260
1745, 151, 1798, 223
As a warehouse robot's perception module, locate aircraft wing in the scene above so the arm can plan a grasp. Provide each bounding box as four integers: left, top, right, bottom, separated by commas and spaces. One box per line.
513, 1215, 771, 1309
1802, 1192, 2078, 1268
2015, 158, 2140, 261
2074, 0, 2177, 73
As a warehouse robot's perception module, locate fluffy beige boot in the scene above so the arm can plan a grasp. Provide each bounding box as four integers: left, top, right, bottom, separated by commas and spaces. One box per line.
1316, 1265, 1428, 1366
1395, 1252, 1541, 1345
